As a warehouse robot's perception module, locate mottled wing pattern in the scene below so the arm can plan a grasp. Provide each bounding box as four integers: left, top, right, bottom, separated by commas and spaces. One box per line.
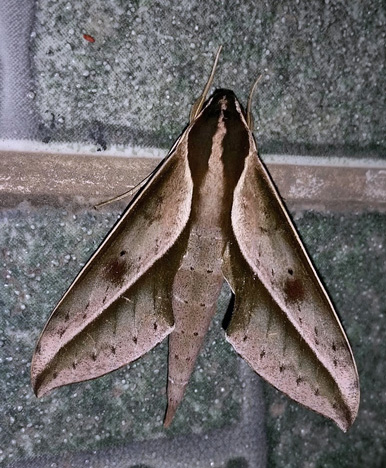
31, 137, 193, 397
223, 135, 359, 431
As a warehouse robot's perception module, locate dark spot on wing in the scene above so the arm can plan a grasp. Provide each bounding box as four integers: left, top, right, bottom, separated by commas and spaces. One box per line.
120, 250, 127, 256
92, 352, 97, 361
64, 313, 70, 322
103, 257, 128, 287
279, 364, 285, 373
53, 372, 58, 379
154, 322, 158, 330
284, 277, 305, 303
314, 388, 320, 396
72, 361, 77, 369
288, 268, 294, 275
133, 336, 138, 344
260, 349, 266, 359
296, 376, 303, 386
111, 345, 116, 355
332, 342, 336, 351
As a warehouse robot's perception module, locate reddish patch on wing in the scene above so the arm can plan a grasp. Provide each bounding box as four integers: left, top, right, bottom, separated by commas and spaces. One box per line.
103, 258, 127, 286
284, 277, 305, 303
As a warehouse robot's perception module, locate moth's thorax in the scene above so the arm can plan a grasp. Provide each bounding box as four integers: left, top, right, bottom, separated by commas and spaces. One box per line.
187, 89, 250, 233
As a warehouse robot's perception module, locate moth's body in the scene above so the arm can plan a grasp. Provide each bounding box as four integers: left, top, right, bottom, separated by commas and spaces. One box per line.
167, 93, 241, 424
31, 51, 359, 432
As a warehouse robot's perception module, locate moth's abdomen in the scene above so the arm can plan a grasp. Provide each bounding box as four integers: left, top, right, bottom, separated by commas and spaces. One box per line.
165, 227, 224, 426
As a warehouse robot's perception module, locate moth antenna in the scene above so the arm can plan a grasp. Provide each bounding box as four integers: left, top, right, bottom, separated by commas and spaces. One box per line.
94, 163, 161, 209
94, 137, 184, 209
94, 180, 144, 209
189, 45, 223, 122
246, 74, 263, 131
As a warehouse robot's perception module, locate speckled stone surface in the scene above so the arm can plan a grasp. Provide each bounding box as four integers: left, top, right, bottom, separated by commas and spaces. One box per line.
1, 0, 385, 157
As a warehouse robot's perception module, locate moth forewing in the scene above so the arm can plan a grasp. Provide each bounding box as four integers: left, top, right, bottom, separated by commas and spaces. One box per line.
222, 107, 359, 431
31, 127, 194, 398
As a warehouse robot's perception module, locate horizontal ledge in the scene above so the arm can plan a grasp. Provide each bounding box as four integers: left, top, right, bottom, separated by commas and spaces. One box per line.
0, 139, 384, 168
1, 149, 385, 212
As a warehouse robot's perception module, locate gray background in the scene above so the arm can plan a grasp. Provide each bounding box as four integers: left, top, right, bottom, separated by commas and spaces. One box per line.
0, 0, 384, 157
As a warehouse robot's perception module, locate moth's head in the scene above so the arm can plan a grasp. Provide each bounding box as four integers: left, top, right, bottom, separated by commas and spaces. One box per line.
201, 89, 247, 123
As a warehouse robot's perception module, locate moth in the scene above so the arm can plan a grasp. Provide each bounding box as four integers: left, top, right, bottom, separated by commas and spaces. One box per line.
31, 47, 359, 431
